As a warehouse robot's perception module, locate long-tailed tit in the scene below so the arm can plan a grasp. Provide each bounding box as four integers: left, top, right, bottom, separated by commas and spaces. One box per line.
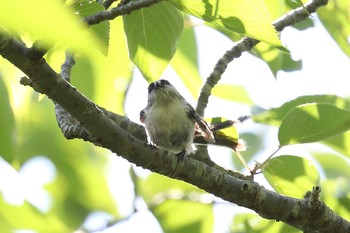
140, 79, 215, 158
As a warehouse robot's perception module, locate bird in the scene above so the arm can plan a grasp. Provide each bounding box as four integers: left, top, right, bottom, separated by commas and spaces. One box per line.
140, 79, 215, 159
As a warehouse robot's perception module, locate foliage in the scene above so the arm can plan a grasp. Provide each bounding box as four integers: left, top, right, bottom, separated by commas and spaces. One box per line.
0, 0, 350, 233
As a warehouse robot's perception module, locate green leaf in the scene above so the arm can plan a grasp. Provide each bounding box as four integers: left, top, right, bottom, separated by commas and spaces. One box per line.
288, 0, 308, 13
253, 95, 350, 126
95, 18, 133, 115
137, 173, 204, 203
202, 117, 245, 152
263, 0, 312, 31
169, 0, 283, 49
318, 0, 350, 57
320, 179, 350, 221
262, 155, 320, 198
71, 18, 133, 115
0, 0, 103, 58
70, 0, 110, 55
0, 78, 15, 162
208, 117, 240, 142
231, 213, 301, 233
171, 17, 202, 98
312, 152, 350, 179
262, 0, 286, 20
252, 42, 302, 77
123, 2, 184, 81
212, 84, 253, 105
71, 56, 95, 100
322, 131, 350, 158
215, 127, 240, 145
3, 91, 118, 227
278, 103, 350, 146
0, 193, 72, 232
205, 22, 300, 77
45, 147, 119, 227
153, 200, 213, 233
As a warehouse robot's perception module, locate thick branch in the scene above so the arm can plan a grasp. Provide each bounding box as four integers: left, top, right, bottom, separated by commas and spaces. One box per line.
196, 0, 329, 115
1, 27, 349, 232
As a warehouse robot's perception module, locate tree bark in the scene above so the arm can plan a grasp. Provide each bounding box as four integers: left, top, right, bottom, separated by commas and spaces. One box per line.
1, 0, 349, 232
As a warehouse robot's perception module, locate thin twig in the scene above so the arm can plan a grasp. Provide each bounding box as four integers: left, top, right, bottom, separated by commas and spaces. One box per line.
251, 147, 282, 174
103, 0, 117, 9
54, 53, 147, 143
54, 54, 93, 141
196, 0, 329, 116
3, 19, 350, 231
60, 53, 74, 82
85, 0, 163, 26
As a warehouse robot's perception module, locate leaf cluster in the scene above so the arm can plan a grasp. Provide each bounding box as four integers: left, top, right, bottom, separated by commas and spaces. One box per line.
0, 0, 349, 232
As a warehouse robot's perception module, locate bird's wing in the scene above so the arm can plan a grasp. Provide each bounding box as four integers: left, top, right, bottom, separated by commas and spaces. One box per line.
140, 109, 146, 123
187, 105, 215, 143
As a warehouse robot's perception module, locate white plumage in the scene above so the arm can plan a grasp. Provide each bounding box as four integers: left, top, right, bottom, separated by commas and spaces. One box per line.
140, 79, 214, 157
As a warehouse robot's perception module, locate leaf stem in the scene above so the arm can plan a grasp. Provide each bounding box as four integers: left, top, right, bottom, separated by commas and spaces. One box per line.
252, 146, 283, 174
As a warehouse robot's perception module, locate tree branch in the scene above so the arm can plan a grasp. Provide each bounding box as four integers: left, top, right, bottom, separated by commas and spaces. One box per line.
56, 53, 148, 143
55, 53, 244, 177
1, 24, 349, 232
103, 0, 118, 9
84, 0, 163, 26
196, 0, 329, 115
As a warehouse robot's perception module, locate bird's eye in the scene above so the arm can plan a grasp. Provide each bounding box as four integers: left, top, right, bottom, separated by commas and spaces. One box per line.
148, 83, 156, 94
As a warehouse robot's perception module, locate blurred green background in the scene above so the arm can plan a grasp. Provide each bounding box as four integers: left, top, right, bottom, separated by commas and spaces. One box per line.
1, 0, 350, 232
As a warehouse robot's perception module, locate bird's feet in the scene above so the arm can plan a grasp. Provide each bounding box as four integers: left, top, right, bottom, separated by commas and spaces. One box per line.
146, 142, 157, 149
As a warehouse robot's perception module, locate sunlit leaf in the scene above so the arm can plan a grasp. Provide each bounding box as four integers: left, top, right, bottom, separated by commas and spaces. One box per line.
252, 42, 301, 77
231, 212, 301, 233
262, 155, 320, 198
153, 200, 213, 233
278, 103, 350, 146
96, 18, 133, 114
263, 0, 312, 29
0, 78, 15, 162
198, 117, 244, 152
44, 18, 131, 115
253, 95, 350, 126
171, 18, 202, 98
169, 0, 283, 49
212, 84, 253, 105
70, 0, 110, 55
320, 179, 350, 221
208, 117, 239, 140
137, 173, 203, 204
71, 18, 132, 115
123, 2, 184, 81
4, 92, 118, 227
205, 22, 300, 77
263, 0, 287, 20
71, 57, 95, 100
0, 0, 102, 58
318, 0, 350, 57
288, 0, 308, 13
0, 193, 72, 232
312, 152, 350, 179
45, 145, 119, 227
323, 131, 350, 158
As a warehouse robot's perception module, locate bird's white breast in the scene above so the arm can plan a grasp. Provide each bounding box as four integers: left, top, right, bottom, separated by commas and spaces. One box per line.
144, 101, 195, 153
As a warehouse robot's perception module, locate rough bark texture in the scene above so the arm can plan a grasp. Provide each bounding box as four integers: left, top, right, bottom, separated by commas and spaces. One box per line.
1, 0, 349, 232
